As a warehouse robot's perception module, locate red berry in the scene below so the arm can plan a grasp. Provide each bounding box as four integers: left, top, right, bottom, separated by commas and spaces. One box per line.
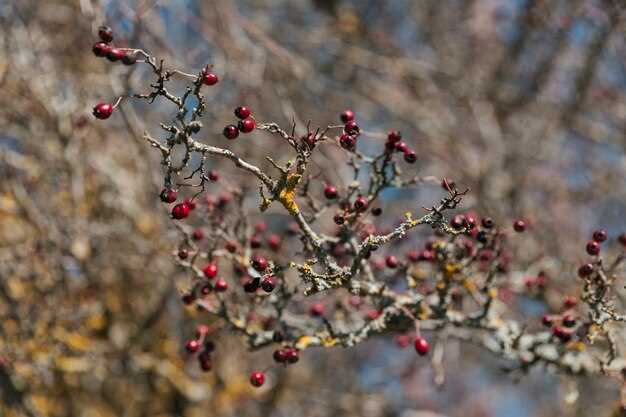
592, 229, 607, 243
98, 25, 114, 43
185, 339, 200, 353
414, 337, 430, 356
160, 188, 177, 203
171, 203, 190, 220
267, 234, 281, 251
586, 240, 600, 256
252, 255, 269, 272
340, 109, 355, 123
324, 185, 338, 199
254, 222, 267, 233
234, 106, 252, 119
394, 141, 408, 153
481, 217, 494, 229
198, 351, 212, 371
121, 52, 137, 65
238, 118, 256, 133
339, 133, 356, 149
178, 249, 188, 259
223, 124, 239, 140
284, 348, 299, 364
244, 278, 260, 293
387, 130, 402, 143
181, 293, 195, 305
541, 315, 553, 327
106, 48, 125, 62
403, 150, 417, 163
619, 233, 626, 246
333, 213, 345, 225
513, 220, 526, 233
354, 196, 369, 212
578, 263, 593, 278
203, 263, 218, 279
309, 303, 325, 317
203, 72, 218, 86
371, 207, 383, 216
250, 235, 262, 249
563, 295, 577, 308
385, 255, 398, 269
214, 278, 228, 292
183, 198, 196, 210
250, 371, 265, 387
450, 214, 466, 230
225, 241, 238, 253
261, 276, 276, 292
344, 120, 359, 134
273, 349, 287, 363
208, 170, 219, 182
552, 326, 572, 342
192, 229, 204, 241
92, 42, 111, 57
92, 102, 113, 120
562, 314, 576, 328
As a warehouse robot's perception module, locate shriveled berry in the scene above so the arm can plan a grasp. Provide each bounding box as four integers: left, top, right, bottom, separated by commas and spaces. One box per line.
250, 371, 265, 387
214, 278, 228, 292
171, 203, 190, 220
250, 235, 262, 249
92, 102, 113, 119
340, 109, 355, 123
238, 118, 256, 133
552, 326, 572, 342
513, 219, 526, 233
181, 293, 195, 305
203, 263, 218, 279
203, 72, 218, 86
541, 315, 553, 327
160, 188, 177, 203
223, 124, 239, 140
414, 337, 430, 356
563, 295, 577, 308
98, 25, 114, 43
324, 184, 338, 199
178, 249, 188, 260
234, 106, 252, 119
562, 314, 576, 328
586, 240, 600, 256
592, 229, 607, 243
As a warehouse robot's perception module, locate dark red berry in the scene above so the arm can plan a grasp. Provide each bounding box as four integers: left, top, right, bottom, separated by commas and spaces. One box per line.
234, 106, 252, 119
106, 48, 125, 62
309, 303, 325, 317
586, 240, 600, 256
592, 229, 607, 243
92, 102, 113, 120
160, 188, 177, 203
192, 229, 204, 241
552, 326, 572, 342
339, 133, 356, 149
121, 52, 137, 65
541, 315, 553, 327
324, 185, 338, 199
178, 249, 189, 259
214, 278, 228, 292
273, 349, 287, 363
344, 120, 359, 134
250, 235, 262, 249
208, 170, 219, 182
513, 220, 526, 233
267, 234, 281, 251
223, 124, 239, 140
372, 207, 383, 216
261, 276, 276, 293
333, 213, 345, 225
563, 295, 577, 308
181, 293, 195, 305
385, 255, 398, 269
394, 141, 408, 153
387, 130, 402, 143
403, 150, 417, 163
340, 109, 355, 123
254, 222, 267, 233
198, 351, 212, 371
414, 337, 430, 356
203, 263, 218, 279
284, 348, 299, 364
185, 339, 200, 353
619, 233, 626, 246
252, 255, 269, 272
481, 217, 494, 229
395, 334, 410, 348
250, 371, 265, 387
238, 118, 256, 133
244, 278, 260, 293
203, 72, 218, 86
184, 199, 197, 210
171, 203, 190, 220
562, 314, 576, 328
98, 25, 114, 43
578, 263, 593, 278
450, 214, 466, 230
354, 196, 368, 212
92, 42, 111, 57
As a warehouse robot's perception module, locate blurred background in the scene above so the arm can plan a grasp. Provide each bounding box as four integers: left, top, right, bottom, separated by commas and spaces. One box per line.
1, 0, 625, 416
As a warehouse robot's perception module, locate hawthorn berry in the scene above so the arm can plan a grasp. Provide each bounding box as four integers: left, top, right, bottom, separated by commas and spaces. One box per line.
340, 109, 355, 123
541, 315, 553, 327
333, 213, 345, 225
371, 207, 383, 216
562, 314, 576, 328
403, 150, 417, 163
344, 120, 359, 134
234, 106, 252, 119
198, 351, 212, 371
160, 188, 177, 203
121, 52, 137, 65
244, 277, 260, 293
324, 184, 338, 199
254, 222, 267, 233
273, 349, 287, 363
203, 72, 218, 86
98, 25, 114, 43
284, 348, 299, 364
394, 141, 408, 153
214, 278, 228, 292
578, 263, 593, 278
450, 214, 466, 230
267, 234, 281, 251
181, 293, 195, 305
223, 124, 239, 140
414, 337, 430, 356
192, 229, 204, 241
171, 202, 190, 219
184, 199, 197, 210
92, 42, 111, 57
387, 130, 402, 143
619, 233, 626, 246
592, 229, 607, 243
185, 339, 200, 354
309, 303, 325, 317
203, 263, 218, 279
250, 235, 263, 249
552, 326, 572, 343
513, 219, 526, 233
481, 217, 494, 229
586, 240, 600, 256
208, 170, 219, 182
106, 48, 125, 62
250, 371, 265, 387
252, 255, 269, 272
354, 196, 369, 212
178, 249, 188, 260
225, 241, 238, 253
385, 255, 398, 269
92, 102, 113, 120
261, 276, 276, 293
339, 133, 356, 149
563, 296, 577, 308
238, 118, 256, 133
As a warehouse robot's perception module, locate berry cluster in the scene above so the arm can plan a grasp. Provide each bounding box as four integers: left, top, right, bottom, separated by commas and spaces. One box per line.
223, 106, 256, 139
